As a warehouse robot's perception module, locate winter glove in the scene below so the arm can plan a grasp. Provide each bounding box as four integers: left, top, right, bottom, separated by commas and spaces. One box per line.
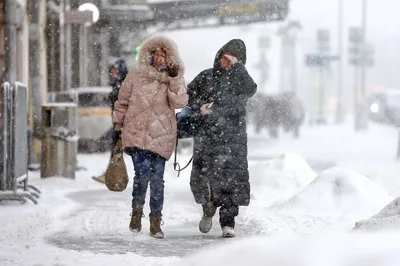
168, 63, 180, 78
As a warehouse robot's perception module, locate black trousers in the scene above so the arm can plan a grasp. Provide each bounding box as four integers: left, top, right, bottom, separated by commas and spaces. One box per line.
202, 200, 239, 228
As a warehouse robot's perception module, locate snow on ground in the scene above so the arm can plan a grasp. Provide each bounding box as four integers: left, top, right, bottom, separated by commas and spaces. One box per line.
1, 120, 400, 266
353, 197, 400, 232
264, 121, 400, 195
176, 232, 400, 266
249, 152, 317, 205
273, 167, 393, 218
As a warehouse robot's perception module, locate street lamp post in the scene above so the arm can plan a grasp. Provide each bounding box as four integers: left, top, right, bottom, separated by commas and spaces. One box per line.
359, 0, 368, 130
65, 0, 72, 91
78, 3, 100, 87
277, 21, 302, 94
60, 0, 65, 91
335, 0, 344, 124
60, 3, 100, 90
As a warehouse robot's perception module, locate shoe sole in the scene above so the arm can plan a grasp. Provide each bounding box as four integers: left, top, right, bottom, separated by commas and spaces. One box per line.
129, 227, 141, 233
199, 227, 211, 234
150, 232, 164, 239
222, 233, 235, 238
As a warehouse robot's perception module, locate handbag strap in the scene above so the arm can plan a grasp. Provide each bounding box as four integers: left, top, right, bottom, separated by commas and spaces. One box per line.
173, 137, 193, 177
114, 138, 124, 155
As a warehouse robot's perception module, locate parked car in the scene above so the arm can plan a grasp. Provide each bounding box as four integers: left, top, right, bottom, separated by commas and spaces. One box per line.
368, 89, 400, 126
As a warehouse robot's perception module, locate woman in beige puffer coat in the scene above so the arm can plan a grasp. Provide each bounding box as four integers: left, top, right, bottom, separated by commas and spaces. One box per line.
113, 36, 188, 239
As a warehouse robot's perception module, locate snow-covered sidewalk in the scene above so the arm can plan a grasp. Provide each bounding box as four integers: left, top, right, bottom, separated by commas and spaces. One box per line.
1, 121, 400, 266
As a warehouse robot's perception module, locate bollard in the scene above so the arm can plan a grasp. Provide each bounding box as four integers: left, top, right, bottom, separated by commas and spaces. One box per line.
40, 103, 78, 179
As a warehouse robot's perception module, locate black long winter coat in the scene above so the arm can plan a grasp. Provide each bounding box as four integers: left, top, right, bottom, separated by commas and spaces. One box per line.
188, 39, 257, 206
109, 59, 128, 111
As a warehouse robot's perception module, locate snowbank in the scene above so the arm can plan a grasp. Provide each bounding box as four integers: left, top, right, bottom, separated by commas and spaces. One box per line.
264, 152, 317, 187
272, 167, 393, 217
353, 197, 400, 231
249, 152, 317, 204
175, 232, 400, 266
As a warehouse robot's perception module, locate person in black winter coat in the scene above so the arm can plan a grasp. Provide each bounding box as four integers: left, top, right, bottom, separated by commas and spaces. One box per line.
187, 39, 257, 238
93, 58, 128, 183
107, 59, 128, 112
106, 59, 128, 157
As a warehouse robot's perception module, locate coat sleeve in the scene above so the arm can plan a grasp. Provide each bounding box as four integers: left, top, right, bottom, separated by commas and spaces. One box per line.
108, 83, 121, 109
231, 63, 257, 98
187, 70, 208, 116
112, 69, 135, 125
168, 75, 188, 109
210, 63, 257, 118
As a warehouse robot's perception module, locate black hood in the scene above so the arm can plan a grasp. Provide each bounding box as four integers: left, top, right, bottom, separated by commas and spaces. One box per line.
112, 59, 128, 81
213, 39, 247, 71
109, 58, 128, 86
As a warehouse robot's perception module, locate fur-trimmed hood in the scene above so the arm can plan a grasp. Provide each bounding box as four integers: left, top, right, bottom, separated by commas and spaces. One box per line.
136, 36, 185, 83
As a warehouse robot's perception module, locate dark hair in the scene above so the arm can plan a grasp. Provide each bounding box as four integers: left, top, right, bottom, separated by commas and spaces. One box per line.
152, 47, 166, 55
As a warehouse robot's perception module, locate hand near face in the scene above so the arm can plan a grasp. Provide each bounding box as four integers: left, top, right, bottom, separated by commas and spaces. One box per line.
168, 63, 180, 77
224, 54, 238, 65
200, 103, 213, 116
220, 53, 238, 70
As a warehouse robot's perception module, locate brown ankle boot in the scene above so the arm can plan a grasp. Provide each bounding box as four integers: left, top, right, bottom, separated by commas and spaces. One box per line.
149, 215, 164, 238
129, 206, 144, 232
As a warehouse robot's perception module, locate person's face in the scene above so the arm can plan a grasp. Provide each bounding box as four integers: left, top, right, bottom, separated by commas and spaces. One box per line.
153, 49, 167, 67
110, 67, 120, 79
220, 53, 233, 70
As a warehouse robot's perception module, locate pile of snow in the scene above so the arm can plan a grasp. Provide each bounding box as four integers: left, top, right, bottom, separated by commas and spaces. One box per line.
175, 232, 400, 266
249, 152, 317, 204
353, 197, 400, 231
272, 167, 393, 217
264, 152, 318, 187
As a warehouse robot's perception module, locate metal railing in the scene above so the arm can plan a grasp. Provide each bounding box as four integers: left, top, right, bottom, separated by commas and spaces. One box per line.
0, 82, 41, 204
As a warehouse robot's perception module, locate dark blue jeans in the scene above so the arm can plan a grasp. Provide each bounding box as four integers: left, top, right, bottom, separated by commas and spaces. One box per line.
125, 147, 166, 216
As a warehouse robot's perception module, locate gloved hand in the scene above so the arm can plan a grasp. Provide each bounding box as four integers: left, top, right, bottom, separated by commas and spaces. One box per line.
168, 63, 180, 78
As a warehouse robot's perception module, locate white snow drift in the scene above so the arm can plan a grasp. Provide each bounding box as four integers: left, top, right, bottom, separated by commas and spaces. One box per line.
249, 152, 317, 204
272, 167, 393, 217
353, 197, 400, 231
176, 232, 400, 266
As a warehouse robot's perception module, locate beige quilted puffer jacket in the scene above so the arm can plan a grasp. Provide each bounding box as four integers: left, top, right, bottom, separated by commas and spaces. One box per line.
113, 36, 188, 159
